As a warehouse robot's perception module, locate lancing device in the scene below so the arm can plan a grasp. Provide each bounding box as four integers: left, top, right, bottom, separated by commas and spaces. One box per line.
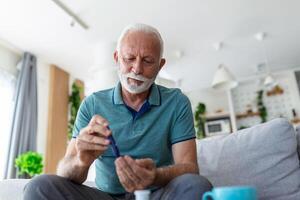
107, 126, 120, 158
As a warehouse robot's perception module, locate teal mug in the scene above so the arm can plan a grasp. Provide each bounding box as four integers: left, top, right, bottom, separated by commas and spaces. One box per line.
202, 186, 257, 200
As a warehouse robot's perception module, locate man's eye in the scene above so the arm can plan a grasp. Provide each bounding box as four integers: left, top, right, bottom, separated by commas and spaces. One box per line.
125, 58, 135, 61
144, 59, 154, 64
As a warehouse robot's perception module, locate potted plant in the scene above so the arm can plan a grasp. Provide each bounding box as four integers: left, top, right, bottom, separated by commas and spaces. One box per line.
15, 151, 43, 178
68, 82, 83, 139
194, 102, 206, 139
257, 90, 268, 123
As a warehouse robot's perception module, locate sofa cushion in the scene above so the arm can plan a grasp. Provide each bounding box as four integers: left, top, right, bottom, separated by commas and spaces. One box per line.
197, 118, 300, 200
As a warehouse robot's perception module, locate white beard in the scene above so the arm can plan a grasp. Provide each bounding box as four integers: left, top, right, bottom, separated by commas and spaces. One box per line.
118, 70, 156, 94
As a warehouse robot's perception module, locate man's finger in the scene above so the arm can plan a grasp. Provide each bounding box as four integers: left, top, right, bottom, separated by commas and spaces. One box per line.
124, 156, 145, 173
135, 158, 155, 169
89, 115, 109, 126
115, 157, 142, 188
81, 125, 111, 138
78, 133, 110, 146
76, 138, 108, 151
88, 124, 111, 138
115, 163, 135, 192
125, 156, 152, 182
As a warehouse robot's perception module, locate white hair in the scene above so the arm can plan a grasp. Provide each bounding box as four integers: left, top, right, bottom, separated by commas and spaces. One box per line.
116, 23, 164, 59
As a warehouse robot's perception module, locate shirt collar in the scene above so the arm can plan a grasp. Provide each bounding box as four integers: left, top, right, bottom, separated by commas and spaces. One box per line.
113, 82, 124, 105
112, 82, 161, 106
148, 83, 160, 106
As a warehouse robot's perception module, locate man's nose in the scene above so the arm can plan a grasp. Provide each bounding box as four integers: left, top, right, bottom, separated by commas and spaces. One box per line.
131, 59, 143, 74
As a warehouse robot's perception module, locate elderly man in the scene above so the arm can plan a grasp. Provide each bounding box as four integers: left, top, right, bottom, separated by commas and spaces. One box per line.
24, 23, 212, 200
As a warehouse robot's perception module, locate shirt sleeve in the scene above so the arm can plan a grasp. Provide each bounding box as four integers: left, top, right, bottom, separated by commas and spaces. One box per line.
170, 91, 196, 144
72, 95, 94, 138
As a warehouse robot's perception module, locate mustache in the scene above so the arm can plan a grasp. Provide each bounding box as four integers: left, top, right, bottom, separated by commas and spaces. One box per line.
124, 72, 150, 82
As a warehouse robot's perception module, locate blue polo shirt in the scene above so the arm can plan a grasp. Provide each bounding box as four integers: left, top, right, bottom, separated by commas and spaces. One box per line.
72, 83, 195, 194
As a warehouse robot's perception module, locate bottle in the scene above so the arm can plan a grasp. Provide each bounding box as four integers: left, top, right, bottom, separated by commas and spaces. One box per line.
134, 190, 150, 200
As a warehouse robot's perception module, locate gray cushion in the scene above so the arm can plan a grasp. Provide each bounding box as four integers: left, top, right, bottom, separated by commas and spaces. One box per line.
197, 118, 300, 200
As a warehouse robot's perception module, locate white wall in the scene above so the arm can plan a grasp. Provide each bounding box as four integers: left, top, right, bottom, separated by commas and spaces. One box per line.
0, 40, 21, 75
232, 70, 300, 128
185, 88, 229, 114
85, 68, 118, 96
36, 59, 50, 157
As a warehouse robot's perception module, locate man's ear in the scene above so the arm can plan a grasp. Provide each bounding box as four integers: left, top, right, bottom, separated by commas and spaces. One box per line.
159, 58, 166, 70
113, 51, 118, 64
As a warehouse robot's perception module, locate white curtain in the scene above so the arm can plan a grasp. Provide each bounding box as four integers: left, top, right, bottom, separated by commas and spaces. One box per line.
0, 68, 15, 179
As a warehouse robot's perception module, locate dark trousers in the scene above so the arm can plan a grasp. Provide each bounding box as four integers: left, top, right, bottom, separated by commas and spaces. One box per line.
24, 173, 212, 200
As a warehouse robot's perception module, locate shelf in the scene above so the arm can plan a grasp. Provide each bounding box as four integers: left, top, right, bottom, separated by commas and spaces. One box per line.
236, 112, 260, 119
291, 118, 300, 124
266, 85, 284, 96
205, 112, 230, 120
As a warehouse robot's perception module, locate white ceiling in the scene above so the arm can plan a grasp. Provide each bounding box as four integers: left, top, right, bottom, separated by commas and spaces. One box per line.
0, 0, 300, 91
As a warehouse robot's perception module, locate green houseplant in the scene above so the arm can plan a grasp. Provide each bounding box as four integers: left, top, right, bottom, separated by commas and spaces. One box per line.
15, 151, 43, 178
194, 102, 206, 139
257, 90, 268, 123
68, 82, 83, 139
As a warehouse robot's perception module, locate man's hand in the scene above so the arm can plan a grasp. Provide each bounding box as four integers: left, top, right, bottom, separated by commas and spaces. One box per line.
56, 115, 112, 184
76, 115, 112, 167
115, 156, 156, 192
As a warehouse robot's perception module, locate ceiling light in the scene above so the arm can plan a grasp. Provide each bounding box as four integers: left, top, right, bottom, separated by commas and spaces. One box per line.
174, 50, 183, 58
212, 64, 238, 90
254, 32, 277, 89
254, 32, 266, 41
213, 42, 223, 51
264, 74, 278, 88
70, 18, 75, 27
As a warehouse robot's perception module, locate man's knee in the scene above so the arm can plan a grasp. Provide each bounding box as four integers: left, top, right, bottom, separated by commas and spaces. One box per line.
25, 174, 61, 190
172, 173, 213, 192
24, 174, 65, 198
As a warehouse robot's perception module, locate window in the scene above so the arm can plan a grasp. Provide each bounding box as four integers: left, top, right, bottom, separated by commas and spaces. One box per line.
0, 68, 15, 179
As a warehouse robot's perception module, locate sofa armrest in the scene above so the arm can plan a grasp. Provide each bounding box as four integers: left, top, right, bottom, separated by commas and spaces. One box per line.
294, 125, 300, 161
0, 177, 96, 200
0, 179, 30, 200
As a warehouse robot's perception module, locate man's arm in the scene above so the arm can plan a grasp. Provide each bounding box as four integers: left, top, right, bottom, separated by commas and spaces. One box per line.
56, 139, 90, 184
56, 115, 112, 184
153, 139, 198, 186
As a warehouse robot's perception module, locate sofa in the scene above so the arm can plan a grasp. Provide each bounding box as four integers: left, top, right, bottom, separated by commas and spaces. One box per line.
197, 118, 300, 200
1, 118, 300, 200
